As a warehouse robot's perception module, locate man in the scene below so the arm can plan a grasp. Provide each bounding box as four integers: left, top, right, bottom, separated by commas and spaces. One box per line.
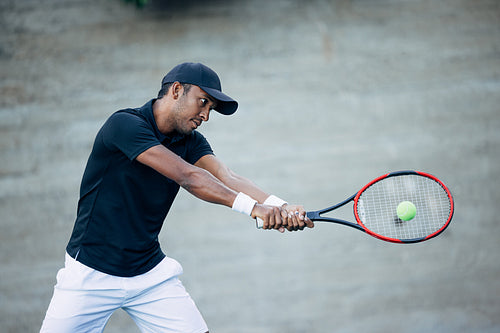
40, 62, 314, 333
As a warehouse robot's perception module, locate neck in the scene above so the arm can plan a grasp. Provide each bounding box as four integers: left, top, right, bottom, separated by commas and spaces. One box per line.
152, 98, 176, 135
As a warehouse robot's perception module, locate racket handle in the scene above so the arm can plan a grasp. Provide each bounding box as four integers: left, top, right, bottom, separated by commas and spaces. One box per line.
256, 213, 309, 229
256, 218, 285, 232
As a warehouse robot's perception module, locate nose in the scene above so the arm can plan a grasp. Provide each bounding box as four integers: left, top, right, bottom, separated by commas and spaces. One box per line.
200, 108, 210, 122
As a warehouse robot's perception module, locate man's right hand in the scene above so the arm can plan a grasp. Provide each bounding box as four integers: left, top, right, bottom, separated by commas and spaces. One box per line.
251, 204, 288, 233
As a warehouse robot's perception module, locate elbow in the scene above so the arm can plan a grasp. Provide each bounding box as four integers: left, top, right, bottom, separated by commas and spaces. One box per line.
215, 165, 240, 185
178, 167, 207, 193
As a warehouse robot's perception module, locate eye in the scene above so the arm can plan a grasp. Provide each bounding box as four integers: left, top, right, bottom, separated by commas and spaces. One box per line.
200, 98, 208, 107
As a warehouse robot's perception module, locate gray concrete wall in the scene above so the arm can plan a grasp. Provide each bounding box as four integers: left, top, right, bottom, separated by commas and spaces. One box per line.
1, 0, 499, 332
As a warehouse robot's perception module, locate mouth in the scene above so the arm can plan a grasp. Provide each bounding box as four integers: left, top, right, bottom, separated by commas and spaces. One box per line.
191, 119, 202, 129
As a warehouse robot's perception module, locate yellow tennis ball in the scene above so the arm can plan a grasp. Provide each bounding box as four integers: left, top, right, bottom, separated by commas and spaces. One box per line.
397, 201, 416, 221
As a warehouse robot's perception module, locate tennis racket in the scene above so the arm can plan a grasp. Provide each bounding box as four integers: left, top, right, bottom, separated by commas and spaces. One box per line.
257, 170, 454, 243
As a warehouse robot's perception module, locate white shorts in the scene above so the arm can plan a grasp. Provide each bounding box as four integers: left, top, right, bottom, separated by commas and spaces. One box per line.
40, 253, 208, 333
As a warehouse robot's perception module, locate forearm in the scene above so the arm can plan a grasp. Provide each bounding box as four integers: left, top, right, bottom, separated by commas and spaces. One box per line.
220, 171, 270, 204
193, 155, 313, 231
180, 167, 237, 207
137, 145, 237, 208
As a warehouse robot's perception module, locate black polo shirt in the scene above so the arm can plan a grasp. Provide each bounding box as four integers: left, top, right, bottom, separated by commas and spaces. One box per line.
66, 99, 213, 277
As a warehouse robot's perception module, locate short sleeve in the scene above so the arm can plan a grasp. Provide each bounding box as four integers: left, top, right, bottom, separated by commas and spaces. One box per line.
185, 131, 214, 164
101, 111, 160, 161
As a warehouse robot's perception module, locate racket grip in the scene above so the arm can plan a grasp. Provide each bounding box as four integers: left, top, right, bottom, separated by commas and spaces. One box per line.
257, 212, 311, 229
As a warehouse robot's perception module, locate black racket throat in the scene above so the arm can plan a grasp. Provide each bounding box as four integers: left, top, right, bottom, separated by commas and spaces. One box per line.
306, 194, 365, 232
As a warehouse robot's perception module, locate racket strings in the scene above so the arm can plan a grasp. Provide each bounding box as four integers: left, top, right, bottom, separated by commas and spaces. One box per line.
356, 175, 452, 241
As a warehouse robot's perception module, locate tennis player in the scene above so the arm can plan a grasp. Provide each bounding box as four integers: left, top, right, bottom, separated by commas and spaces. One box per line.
40, 62, 314, 333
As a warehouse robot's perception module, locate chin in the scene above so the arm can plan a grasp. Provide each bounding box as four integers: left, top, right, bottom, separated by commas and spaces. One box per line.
179, 128, 194, 135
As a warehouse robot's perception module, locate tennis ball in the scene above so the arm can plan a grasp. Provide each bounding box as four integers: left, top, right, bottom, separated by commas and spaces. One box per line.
397, 201, 416, 221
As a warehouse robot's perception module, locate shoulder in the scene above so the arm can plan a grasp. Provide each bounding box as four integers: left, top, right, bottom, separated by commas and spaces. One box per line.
188, 130, 209, 143
99, 108, 158, 152
101, 109, 153, 137
107, 109, 146, 125
183, 130, 212, 151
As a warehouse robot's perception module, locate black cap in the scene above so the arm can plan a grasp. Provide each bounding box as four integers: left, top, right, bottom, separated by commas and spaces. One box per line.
161, 62, 238, 115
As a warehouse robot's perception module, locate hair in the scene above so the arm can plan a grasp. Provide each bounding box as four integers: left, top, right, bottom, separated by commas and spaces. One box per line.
157, 82, 192, 99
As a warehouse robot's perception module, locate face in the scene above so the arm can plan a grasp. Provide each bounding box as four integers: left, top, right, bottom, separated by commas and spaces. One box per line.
170, 84, 218, 135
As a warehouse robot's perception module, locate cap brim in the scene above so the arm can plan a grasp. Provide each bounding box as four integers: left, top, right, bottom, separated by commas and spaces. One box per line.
201, 86, 238, 115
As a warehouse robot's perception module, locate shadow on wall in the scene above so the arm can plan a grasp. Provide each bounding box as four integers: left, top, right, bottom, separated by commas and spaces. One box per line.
122, 0, 242, 10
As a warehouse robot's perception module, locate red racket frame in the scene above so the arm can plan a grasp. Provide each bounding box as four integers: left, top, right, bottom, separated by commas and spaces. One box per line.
306, 170, 454, 243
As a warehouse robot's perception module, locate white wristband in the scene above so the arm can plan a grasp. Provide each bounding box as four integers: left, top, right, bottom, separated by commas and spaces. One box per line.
263, 195, 288, 207
232, 192, 257, 216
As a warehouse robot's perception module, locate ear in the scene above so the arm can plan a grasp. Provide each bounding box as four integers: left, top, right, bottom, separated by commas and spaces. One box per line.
171, 82, 183, 100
